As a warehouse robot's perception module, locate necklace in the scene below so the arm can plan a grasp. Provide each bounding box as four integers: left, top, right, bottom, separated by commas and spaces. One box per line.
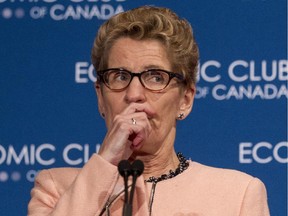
145, 152, 189, 183
100, 152, 190, 216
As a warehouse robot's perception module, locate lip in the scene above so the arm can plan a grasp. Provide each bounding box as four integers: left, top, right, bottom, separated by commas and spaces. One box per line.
135, 103, 156, 116
132, 143, 139, 147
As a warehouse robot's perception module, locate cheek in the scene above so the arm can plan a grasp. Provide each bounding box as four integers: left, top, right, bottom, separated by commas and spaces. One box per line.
102, 93, 126, 116
153, 94, 181, 124
160, 91, 182, 111
102, 96, 124, 129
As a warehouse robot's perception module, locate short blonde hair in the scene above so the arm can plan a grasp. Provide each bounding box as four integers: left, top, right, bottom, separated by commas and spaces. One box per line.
91, 6, 199, 87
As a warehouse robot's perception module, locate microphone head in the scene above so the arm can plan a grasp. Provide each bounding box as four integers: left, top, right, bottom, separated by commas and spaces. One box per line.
131, 160, 144, 176
118, 160, 132, 177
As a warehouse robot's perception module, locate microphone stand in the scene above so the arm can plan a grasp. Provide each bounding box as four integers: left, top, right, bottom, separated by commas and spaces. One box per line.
118, 160, 132, 216
118, 160, 144, 216
129, 160, 144, 214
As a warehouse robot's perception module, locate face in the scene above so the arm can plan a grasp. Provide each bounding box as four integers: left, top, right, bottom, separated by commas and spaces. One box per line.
96, 37, 195, 155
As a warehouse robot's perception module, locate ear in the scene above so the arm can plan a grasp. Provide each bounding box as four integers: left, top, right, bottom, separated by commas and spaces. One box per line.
95, 82, 105, 118
178, 85, 196, 119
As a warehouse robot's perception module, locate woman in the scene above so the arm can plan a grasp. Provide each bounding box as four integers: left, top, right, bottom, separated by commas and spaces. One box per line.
28, 6, 270, 216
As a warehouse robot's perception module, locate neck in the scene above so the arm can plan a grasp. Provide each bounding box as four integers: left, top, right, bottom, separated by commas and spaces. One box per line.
130, 150, 179, 180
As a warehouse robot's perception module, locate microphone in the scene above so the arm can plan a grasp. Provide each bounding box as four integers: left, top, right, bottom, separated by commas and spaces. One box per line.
129, 160, 144, 212
118, 160, 132, 216
117, 160, 144, 216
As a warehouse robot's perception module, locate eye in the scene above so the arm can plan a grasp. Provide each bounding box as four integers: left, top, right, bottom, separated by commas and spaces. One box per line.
109, 71, 130, 82
144, 71, 166, 84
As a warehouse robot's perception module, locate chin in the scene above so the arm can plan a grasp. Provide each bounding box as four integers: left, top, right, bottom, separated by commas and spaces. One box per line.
130, 144, 157, 159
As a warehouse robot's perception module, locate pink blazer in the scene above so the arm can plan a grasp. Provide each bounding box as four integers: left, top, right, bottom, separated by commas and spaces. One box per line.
28, 154, 270, 216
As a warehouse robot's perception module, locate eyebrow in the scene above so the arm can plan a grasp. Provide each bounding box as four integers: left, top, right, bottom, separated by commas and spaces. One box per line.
111, 64, 167, 72
142, 65, 166, 70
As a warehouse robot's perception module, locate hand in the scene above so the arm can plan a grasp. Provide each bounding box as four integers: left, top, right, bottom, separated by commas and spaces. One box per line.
98, 103, 155, 166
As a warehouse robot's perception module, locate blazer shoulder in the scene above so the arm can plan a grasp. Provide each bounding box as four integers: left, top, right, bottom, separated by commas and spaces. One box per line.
191, 161, 253, 179
188, 161, 262, 189
187, 161, 268, 209
36, 167, 82, 194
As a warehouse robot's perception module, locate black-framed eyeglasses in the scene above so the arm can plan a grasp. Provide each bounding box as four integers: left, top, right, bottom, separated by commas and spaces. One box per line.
96, 68, 185, 92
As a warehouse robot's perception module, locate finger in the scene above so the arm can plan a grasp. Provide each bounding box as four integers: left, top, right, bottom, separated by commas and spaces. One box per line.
122, 103, 156, 118
126, 115, 152, 148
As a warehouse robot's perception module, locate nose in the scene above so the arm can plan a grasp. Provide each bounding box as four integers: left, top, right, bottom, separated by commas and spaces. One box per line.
124, 76, 146, 103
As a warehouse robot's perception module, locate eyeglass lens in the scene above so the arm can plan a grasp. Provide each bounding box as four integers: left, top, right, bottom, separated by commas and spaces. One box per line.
104, 69, 171, 91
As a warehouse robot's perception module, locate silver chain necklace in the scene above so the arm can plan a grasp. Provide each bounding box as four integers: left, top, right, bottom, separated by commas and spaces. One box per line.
146, 152, 189, 215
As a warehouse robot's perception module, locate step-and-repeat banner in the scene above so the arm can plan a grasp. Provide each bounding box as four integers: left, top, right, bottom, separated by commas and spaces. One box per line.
0, 0, 287, 215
